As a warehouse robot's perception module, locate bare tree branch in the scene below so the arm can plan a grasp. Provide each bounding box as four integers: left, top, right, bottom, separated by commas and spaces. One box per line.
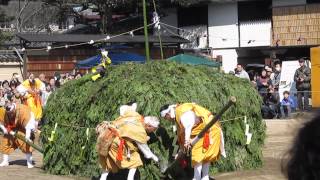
16, 0, 31, 32
20, 4, 45, 27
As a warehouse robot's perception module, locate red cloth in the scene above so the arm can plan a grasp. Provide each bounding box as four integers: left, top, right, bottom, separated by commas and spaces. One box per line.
116, 138, 125, 161
5, 121, 16, 133
203, 132, 210, 150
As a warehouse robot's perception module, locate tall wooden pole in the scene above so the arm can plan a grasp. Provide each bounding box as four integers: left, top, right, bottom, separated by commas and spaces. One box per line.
143, 0, 150, 62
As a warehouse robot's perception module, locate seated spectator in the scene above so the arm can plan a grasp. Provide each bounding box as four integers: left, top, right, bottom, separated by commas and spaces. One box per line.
261, 87, 279, 119
256, 69, 272, 96
280, 91, 294, 119
283, 113, 320, 180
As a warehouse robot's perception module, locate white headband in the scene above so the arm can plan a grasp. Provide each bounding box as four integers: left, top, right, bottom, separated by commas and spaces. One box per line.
144, 116, 160, 128
160, 105, 176, 118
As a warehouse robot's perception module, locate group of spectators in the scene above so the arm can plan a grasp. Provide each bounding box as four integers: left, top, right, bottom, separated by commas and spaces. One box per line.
0, 71, 83, 108
232, 58, 311, 119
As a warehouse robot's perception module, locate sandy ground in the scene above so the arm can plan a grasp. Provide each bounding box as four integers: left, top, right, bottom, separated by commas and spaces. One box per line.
215, 119, 302, 180
0, 116, 311, 180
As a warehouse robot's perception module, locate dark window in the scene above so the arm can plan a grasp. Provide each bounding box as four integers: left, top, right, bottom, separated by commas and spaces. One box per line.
238, 0, 272, 22
177, 5, 208, 27
0, 0, 9, 5
307, 0, 320, 3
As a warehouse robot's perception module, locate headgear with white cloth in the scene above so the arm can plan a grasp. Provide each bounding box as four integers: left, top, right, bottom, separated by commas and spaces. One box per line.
144, 116, 160, 128
160, 104, 177, 119
119, 102, 138, 116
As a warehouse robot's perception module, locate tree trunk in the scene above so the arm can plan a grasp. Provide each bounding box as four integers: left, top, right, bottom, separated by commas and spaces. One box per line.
101, 6, 112, 34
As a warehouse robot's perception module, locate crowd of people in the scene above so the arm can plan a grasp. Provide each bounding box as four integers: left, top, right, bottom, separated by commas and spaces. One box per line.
233, 58, 311, 119
0, 71, 83, 169
0, 72, 83, 110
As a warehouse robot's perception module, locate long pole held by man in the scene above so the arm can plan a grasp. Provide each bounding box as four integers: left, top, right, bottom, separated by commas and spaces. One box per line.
0, 96, 40, 168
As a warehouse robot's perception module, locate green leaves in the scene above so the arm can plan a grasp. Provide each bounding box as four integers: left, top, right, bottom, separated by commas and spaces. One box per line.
41, 61, 265, 178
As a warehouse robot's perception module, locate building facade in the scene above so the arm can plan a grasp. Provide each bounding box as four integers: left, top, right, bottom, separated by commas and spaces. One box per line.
161, 0, 320, 73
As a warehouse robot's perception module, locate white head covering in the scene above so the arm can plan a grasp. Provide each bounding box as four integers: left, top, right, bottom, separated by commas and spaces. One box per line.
160, 104, 177, 118
144, 116, 160, 128
120, 103, 137, 116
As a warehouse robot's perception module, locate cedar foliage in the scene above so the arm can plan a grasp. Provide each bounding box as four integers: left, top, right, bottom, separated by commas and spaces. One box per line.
41, 61, 265, 179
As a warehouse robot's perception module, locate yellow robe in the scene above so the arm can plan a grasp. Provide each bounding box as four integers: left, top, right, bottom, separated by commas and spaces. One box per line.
99, 111, 149, 173
21, 79, 43, 120
0, 105, 33, 154
175, 103, 222, 166
91, 56, 111, 81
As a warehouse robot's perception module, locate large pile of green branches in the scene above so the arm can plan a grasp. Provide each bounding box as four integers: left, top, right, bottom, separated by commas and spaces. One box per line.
41, 61, 265, 179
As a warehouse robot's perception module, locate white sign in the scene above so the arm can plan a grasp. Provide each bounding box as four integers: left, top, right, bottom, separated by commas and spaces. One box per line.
279, 60, 311, 108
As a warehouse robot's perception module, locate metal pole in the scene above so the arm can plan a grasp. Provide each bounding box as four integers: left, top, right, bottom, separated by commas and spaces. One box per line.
143, 0, 150, 62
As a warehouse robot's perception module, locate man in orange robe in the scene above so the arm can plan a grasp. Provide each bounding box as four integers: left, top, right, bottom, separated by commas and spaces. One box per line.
160, 103, 226, 180
16, 73, 45, 123
97, 103, 159, 180
0, 97, 37, 168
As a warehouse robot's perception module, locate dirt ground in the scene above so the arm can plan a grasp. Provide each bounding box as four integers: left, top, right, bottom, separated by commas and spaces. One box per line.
215, 119, 301, 180
0, 116, 312, 180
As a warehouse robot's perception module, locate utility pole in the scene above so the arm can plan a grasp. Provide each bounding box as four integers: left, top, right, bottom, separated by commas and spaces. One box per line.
143, 0, 150, 62
18, 0, 21, 32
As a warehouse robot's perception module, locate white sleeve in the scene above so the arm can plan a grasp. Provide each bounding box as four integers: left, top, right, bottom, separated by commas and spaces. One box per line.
25, 112, 36, 131
136, 142, 156, 159
245, 72, 250, 80
180, 111, 196, 143
0, 124, 6, 131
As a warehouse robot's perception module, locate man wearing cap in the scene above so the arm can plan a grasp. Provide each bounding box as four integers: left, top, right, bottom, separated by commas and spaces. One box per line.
97, 103, 159, 180
0, 96, 37, 168
160, 103, 226, 180
294, 59, 311, 111
16, 73, 45, 122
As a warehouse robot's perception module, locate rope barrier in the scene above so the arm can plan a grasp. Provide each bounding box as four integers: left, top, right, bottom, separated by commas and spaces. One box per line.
0, 22, 156, 53
53, 115, 248, 131
55, 123, 95, 130
220, 116, 247, 123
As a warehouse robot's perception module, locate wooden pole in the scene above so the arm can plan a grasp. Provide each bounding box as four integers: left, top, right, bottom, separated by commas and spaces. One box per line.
143, 0, 150, 62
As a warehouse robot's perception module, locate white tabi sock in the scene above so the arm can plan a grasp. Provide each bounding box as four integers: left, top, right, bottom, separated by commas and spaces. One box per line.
201, 163, 210, 180
0, 154, 9, 167
100, 171, 109, 180
127, 168, 137, 180
26, 153, 33, 168
193, 163, 202, 180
